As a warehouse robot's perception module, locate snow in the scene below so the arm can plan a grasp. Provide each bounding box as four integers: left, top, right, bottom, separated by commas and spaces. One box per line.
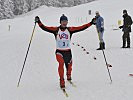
0, 0, 133, 100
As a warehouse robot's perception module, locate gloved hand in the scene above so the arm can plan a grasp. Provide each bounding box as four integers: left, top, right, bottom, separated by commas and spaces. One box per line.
90, 18, 96, 25
35, 16, 40, 23
119, 26, 123, 29
100, 27, 104, 32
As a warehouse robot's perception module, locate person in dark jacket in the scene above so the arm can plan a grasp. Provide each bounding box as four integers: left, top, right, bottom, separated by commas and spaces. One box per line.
35, 14, 95, 88
119, 10, 133, 48
95, 11, 105, 50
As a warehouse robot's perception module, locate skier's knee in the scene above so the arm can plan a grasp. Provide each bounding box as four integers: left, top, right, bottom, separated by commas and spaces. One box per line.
56, 54, 64, 64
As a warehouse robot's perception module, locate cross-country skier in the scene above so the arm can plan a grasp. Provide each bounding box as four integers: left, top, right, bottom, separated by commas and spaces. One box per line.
95, 11, 105, 50
119, 10, 132, 48
35, 14, 95, 88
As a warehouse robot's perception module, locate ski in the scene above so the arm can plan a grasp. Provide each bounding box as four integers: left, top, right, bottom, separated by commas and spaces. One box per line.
68, 80, 77, 87
61, 88, 69, 97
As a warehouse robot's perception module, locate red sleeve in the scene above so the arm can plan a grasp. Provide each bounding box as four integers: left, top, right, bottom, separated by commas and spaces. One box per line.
38, 21, 58, 33
69, 23, 92, 33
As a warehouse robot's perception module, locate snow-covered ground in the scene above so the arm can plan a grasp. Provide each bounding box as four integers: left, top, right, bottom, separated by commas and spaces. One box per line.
0, 0, 133, 100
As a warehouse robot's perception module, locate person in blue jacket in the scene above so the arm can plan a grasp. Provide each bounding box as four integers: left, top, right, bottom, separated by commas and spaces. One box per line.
95, 11, 105, 50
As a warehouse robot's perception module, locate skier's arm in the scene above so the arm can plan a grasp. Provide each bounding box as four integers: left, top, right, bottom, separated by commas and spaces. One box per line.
128, 16, 133, 26
99, 17, 104, 32
35, 16, 58, 33
68, 18, 95, 34
38, 22, 58, 33
68, 23, 92, 34
100, 17, 104, 28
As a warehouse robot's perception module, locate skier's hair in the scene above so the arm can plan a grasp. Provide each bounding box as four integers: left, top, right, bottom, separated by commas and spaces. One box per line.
60, 14, 68, 23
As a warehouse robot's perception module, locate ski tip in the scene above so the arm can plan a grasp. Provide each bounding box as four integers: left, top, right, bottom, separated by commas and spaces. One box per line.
61, 88, 69, 97
68, 80, 77, 87
65, 95, 69, 97
65, 93, 69, 97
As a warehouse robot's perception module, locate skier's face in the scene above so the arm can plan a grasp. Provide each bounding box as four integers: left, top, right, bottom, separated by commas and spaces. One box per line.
123, 12, 127, 15
96, 12, 100, 17
60, 20, 68, 27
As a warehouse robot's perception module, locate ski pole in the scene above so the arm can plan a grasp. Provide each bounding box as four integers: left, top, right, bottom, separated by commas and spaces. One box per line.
17, 22, 37, 87
97, 31, 112, 83
102, 49, 112, 83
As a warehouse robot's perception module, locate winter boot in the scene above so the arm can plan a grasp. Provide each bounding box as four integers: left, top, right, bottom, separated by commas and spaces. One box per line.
126, 46, 130, 48
121, 42, 126, 48
97, 42, 105, 50
102, 42, 105, 49
122, 35, 126, 48
60, 78, 65, 88
97, 43, 102, 50
121, 46, 126, 48
127, 38, 130, 48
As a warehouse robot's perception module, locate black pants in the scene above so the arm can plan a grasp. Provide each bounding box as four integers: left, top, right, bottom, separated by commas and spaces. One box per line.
56, 49, 72, 69
122, 32, 130, 47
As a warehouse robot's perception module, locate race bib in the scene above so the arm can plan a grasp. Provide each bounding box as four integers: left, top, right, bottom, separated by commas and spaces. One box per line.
56, 28, 71, 50
57, 40, 70, 49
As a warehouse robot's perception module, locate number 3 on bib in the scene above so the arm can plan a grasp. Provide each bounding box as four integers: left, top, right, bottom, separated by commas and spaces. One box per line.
57, 40, 70, 49
63, 42, 65, 46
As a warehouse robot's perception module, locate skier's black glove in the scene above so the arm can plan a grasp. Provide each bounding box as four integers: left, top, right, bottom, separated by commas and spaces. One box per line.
119, 26, 123, 29
90, 18, 96, 25
100, 27, 104, 32
35, 16, 40, 23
